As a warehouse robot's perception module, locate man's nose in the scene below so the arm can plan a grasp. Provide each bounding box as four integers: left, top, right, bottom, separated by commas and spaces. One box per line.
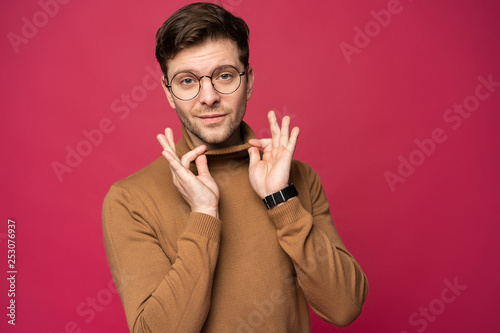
198, 76, 220, 106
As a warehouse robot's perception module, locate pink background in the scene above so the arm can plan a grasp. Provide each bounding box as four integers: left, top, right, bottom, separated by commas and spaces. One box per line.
2, 0, 500, 332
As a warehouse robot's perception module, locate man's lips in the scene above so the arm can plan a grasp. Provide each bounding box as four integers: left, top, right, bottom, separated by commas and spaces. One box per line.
197, 113, 227, 125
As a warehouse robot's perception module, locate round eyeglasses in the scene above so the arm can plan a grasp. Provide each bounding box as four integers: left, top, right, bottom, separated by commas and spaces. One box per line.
164, 65, 248, 101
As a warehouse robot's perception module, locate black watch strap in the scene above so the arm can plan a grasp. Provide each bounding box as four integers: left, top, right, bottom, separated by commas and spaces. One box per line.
263, 183, 298, 209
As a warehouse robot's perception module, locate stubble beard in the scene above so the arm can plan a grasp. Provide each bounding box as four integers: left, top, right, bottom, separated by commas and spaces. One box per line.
177, 101, 247, 145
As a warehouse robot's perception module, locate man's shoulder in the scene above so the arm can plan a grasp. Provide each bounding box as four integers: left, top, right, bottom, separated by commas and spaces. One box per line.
290, 159, 316, 178
290, 159, 324, 191
109, 156, 170, 194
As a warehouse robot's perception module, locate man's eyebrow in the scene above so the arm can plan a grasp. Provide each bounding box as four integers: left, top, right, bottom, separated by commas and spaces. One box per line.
172, 64, 239, 76
174, 67, 196, 74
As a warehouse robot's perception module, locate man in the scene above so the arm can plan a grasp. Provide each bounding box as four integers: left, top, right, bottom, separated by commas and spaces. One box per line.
103, 2, 368, 332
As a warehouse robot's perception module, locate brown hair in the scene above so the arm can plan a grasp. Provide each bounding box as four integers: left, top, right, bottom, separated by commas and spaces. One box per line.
155, 2, 250, 77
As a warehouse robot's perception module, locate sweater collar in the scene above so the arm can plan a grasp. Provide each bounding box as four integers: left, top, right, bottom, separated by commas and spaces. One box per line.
176, 121, 255, 161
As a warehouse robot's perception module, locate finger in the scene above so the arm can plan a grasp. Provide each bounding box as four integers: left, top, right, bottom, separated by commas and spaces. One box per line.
248, 147, 261, 169
162, 150, 180, 175
165, 128, 176, 153
162, 149, 179, 167
158, 128, 177, 157
163, 150, 194, 181
158, 134, 180, 165
279, 116, 290, 147
248, 138, 272, 150
160, 148, 180, 183
180, 145, 207, 169
157, 134, 169, 151
268, 110, 280, 148
195, 154, 210, 177
286, 126, 300, 152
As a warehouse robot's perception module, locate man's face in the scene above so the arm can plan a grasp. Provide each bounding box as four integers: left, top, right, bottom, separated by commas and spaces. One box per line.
163, 39, 254, 148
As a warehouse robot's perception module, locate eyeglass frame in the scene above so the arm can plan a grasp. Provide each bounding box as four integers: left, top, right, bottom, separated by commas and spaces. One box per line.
163, 64, 249, 101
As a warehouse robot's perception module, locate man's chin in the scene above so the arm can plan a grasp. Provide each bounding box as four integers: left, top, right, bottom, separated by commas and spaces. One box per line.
197, 131, 231, 145
195, 125, 242, 147
183, 113, 244, 147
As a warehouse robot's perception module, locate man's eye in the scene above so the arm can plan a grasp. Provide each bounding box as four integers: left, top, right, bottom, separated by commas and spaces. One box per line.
180, 78, 195, 85
218, 73, 233, 81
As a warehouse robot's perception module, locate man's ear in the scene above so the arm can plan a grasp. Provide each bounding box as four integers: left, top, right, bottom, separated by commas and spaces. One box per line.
162, 76, 177, 110
245, 65, 255, 101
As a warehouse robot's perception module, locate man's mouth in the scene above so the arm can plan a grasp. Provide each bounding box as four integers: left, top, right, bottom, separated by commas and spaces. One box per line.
197, 113, 227, 125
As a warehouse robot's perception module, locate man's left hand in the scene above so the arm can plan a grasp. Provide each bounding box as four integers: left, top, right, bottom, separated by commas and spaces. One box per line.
248, 110, 300, 199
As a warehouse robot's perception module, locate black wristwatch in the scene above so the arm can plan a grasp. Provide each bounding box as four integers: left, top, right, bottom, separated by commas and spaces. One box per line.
263, 183, 298, 209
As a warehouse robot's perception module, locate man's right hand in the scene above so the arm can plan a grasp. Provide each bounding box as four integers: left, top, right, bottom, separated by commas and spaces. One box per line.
157, 128, 220, 218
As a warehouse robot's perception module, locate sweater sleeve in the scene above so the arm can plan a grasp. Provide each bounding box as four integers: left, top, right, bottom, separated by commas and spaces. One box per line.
268, 165, 368, 327
102, 184, 222, 333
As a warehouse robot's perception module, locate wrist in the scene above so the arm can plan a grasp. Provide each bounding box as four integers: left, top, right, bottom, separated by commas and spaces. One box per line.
262, 183, 289, 199
193, 207, 219, 219
262, 183, 298, 209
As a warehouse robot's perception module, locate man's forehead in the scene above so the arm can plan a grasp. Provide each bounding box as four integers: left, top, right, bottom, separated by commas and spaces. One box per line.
167, 39, 241, 75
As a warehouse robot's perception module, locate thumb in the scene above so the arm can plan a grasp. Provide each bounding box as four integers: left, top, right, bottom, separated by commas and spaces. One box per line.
248, 147, 261, 169
195, 154, 210, 176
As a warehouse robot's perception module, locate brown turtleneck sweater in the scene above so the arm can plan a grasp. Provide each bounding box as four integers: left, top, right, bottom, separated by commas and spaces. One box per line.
102, 122, 368, 332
